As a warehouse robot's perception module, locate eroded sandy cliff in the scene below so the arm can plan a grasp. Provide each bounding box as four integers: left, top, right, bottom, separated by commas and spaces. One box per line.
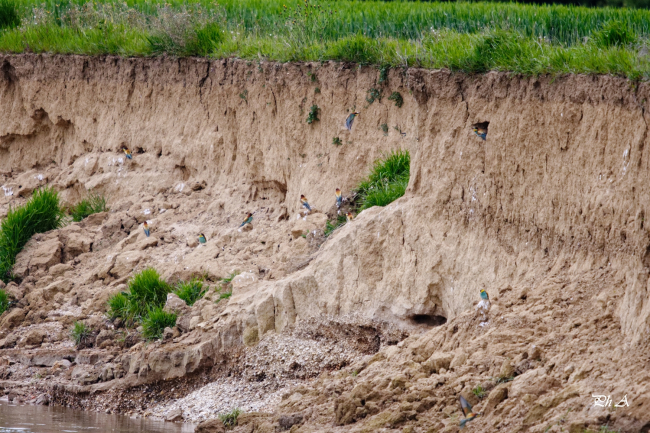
1, 54, 650, 432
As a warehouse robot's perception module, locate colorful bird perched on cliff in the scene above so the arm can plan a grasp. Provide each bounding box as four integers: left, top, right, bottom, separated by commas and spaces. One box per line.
473, 127, 487, 141
345, 112, 360, 131
198, 233, 207, 244
122, 148, 133, 159
459, 395, 481, 428
335, 188, 343, 209
240, 212, 253, 227
346, 212, 354, 222
480, 288, 489, 302
300, 195, 311, 212
143, 222, 150, 237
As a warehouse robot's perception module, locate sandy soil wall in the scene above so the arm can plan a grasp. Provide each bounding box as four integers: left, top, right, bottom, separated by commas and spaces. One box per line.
2, 54, 650, 431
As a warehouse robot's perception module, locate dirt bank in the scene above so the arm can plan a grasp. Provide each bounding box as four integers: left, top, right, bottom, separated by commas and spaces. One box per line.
1, 54, 650, 432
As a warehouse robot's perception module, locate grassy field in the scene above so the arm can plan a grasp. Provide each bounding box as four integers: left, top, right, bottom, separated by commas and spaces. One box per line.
0, 0, 648, 79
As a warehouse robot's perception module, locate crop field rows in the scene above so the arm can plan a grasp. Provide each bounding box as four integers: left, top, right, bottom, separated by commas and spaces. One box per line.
0, 0, 648, 78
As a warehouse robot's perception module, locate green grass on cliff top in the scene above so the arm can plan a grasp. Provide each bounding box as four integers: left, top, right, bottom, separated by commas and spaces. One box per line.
0, 0, 649, 79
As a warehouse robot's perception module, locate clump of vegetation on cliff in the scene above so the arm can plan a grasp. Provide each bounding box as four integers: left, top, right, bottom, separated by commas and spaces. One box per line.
0, 188, 65, 283
108, 269, 213, 339
142, 307, 177, 340
108, 268, 171, 324
70, 321, 95, 348
108, 268, 180, 339
0, 1, 648, 79
0, 289, 9, 315
174, 277, 207, 306
355, 150, 410, 211
69, 193, 108, 222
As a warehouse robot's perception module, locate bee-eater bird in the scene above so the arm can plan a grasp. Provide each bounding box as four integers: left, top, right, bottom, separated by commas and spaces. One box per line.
300, 195, 311, 211
473, 127, 487, 141
240, 213, 253, 227
345, 112, 360, 131
346, 212, 354, 222
123, 148, 133, 159
480, 288, 489, 302
198, 233, 206, 244
459, 395, 481, 428
143, 222, 150, 237
336, 188, 343, 209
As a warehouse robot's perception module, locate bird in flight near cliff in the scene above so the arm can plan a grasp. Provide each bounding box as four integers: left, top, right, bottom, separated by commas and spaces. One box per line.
459, 395, 481, 428
240, 213, 253, 227
300, 195, 312, 212
143, 222, 150, 237
345, 112, 360, 131
336, 188, 343, 209
346, 212, 354, 222
480, 288, 489, 302
122, 148, 133, 159
472, 127, 487, 141
198, 233, 207, 244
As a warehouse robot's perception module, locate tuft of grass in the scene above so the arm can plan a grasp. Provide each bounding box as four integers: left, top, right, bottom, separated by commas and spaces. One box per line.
306, 104, 319, 124
380, 123, 388, 135
324, 214, 347, 237
0, 0, 19, 31
215, 271, 239, 303
70, 321, 93, 347
332, 136, 342, 146
239, 89, 248, 100
107, 268, 172, 324
70, 193, 108, 222
219, 408, 241, 428
388, 92, 403, 108
174, 278, 207, 306
0, 289, 9, 315
355, 150, 410, 211
0, 188, 66, 283
107, 292, 129, 321
472, 384, 487, 399
141, 306, 176, 340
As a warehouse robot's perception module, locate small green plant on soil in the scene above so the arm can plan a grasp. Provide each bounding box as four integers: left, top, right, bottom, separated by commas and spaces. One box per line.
219, 408, 241, 428
239, 89, 248, 100
354, 150, 410, 211
472, 384, 486, 399
141, 306, 177, 340
0, 188, 66, 283
215, 271, 240, 302
0, 289, 9, 315
380, 123, 388, 135
70, 193, 108, 222
332, 136, 342, 146
314, 87, 320, 94
174, 278, 207, 306
70, 321, 93, 347
366, 88, 382, 105
378, 65, 389, 84
388, 91, 404, 108
306, 104, 319, 124
308, 71, 318, 82
324, 214, 347, 237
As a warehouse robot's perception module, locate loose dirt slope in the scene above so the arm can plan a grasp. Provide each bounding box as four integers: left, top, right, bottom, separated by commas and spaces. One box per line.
1, 54, 650, 432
